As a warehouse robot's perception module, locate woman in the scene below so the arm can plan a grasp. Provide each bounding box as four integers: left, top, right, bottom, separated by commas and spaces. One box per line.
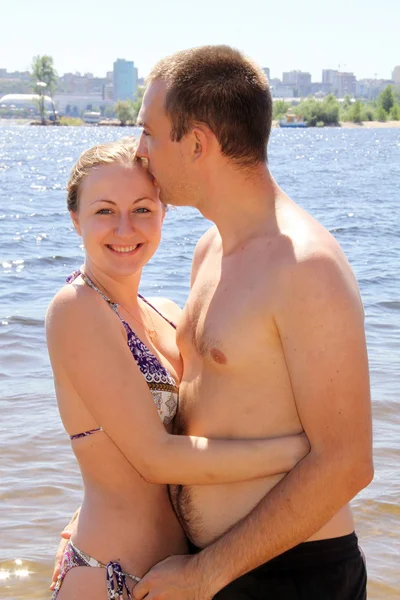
47, 138, 309, 599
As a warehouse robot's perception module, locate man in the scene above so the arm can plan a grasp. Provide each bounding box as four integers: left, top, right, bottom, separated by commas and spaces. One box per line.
131, 45, 373, 599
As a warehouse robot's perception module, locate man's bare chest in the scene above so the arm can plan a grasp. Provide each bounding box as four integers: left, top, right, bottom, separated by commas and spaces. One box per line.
176, 269, 296, 438
178, 255, 278, 369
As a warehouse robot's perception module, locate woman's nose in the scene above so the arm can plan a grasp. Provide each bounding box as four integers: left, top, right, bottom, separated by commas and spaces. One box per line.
115, 215, 134, 237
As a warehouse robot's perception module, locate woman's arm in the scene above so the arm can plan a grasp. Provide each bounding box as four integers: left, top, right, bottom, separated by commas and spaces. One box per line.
149, 432, 308, 485
46, 287, 309, 485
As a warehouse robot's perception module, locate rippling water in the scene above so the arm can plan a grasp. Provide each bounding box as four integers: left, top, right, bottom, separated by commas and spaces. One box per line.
0, 125, 399, 599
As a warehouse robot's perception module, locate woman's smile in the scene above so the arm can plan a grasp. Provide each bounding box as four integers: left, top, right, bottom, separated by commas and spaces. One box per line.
106, 243, 144, 255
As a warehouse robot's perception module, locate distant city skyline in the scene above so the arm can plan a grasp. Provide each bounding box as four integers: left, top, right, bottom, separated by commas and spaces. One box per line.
1, 0, 399, 82
1, 61, 397, 85
1, 63, 398, 86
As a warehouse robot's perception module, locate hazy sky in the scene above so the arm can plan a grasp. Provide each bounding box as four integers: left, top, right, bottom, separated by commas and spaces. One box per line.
3, 0, 399, 81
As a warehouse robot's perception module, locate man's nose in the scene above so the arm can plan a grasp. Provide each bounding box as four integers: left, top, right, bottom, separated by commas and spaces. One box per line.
136, 132, 149, 159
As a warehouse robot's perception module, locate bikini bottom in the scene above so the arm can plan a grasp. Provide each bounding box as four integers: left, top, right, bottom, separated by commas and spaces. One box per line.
52, 539, 141, 599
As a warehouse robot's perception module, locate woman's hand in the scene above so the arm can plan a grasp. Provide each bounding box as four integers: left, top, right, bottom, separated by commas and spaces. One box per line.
49, 509, 79, 590
49, 529, 71, 590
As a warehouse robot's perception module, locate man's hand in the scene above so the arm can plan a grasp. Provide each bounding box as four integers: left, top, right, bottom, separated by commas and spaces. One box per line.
49, 526, 72, 591
133, 554, 213, 600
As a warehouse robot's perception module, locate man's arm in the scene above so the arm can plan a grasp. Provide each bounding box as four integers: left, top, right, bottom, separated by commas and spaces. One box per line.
189, 251, 373, 595
133, 250, 373, 600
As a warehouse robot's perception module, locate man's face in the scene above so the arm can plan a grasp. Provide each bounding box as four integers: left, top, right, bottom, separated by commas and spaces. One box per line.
137, 80, 194, 207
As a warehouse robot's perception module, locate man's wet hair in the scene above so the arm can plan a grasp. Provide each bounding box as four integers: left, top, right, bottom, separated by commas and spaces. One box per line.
148, 45, 273, 166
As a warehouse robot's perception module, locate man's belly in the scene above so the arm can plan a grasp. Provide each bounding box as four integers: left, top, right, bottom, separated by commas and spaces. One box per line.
175, 365, 355, 548
171, 476, 355, 549
171, 475, 284, 547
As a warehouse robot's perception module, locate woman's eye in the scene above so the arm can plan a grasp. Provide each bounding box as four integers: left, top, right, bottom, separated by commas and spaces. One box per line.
143, 130, 150, 136
135, 207, 150, 214
96, 209, 113, 215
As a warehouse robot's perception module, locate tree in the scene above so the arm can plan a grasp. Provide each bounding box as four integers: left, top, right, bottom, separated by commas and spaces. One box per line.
294, 98, 320, 126
375, 105, 387, 122
361, 106, 374, 122
342, 94, 352, 109
114, 100, 135, 126
322, 94, 340, 125
273, 100, 291, 120
31, 55, 58, 123
295, 95, 340, 127
389, 104, 400, 121
350, 100, 363, 124
378, 85, 394, 113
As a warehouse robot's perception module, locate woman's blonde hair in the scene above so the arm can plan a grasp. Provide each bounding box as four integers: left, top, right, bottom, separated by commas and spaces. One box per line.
67, 137, 141, 212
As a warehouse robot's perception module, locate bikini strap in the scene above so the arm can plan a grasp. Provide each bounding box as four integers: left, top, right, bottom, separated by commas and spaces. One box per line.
67, 269, 176, 329
80, 272, 120, 314
67, 269, 120, 316
138, 293, 177, 330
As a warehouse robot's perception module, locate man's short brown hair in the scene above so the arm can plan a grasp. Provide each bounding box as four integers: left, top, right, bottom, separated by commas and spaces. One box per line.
148, 45, 273, 166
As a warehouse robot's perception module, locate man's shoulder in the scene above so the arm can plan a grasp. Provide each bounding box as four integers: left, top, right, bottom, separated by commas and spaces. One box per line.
190, 226, 218, 286
275, 228, 360, 313
273, 204, 346, 271
195, 225, 218, 256
263, 204, 360, 306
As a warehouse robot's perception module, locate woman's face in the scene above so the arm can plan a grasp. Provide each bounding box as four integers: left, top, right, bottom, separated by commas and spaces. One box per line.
71, 162, 164, 279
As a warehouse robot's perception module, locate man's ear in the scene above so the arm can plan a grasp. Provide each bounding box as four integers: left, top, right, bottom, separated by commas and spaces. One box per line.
191, 125, 209, 161
70, 211, 82, 236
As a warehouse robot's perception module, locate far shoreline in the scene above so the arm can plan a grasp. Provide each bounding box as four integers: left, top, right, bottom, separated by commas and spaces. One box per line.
1, 118, 400, 129
271, 120, 400, 129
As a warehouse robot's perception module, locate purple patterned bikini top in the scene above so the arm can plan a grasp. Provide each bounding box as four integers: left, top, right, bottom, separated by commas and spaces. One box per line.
66, 270, 179, 439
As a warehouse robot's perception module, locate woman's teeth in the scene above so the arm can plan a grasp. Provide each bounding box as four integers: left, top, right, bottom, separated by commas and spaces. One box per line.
108, 244, 139, 253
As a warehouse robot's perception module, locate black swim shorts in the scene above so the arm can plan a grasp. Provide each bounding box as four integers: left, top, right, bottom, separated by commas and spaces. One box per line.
213, 532, 367, 600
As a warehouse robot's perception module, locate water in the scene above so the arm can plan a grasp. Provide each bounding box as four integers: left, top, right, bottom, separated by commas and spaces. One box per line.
0, 125, 399, 599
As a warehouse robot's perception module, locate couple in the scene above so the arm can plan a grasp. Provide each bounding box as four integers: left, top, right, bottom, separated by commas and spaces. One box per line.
47, 46, 373, 600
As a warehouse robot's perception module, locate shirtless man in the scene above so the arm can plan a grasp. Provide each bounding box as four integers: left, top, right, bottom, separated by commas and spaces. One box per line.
131, 46, 373, 599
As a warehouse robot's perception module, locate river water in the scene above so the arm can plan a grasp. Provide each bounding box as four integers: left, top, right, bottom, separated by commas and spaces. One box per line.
0, 124, 399, 599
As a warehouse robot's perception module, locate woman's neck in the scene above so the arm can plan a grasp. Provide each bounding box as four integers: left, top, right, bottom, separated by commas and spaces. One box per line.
83, 259, 142, 310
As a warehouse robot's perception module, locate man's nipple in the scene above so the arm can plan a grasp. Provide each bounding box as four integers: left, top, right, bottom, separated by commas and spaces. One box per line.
210, 347, 227, 365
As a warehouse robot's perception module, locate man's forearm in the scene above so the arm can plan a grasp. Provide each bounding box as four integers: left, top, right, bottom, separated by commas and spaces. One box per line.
193, 452, 372, 596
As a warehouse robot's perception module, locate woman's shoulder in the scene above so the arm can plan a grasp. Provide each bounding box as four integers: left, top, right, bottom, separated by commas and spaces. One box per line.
146, 297, 183, 326
46, 280, 112, 335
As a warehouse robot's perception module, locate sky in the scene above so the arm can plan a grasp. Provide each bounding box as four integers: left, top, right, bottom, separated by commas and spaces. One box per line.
2, 0, 399, 81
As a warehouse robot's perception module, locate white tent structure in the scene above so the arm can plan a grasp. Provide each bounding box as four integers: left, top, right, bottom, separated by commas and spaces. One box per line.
0, 93, 53, 111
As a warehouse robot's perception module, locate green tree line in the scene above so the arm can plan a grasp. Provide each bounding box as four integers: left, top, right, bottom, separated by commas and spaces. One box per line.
273, 85, 400, 126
